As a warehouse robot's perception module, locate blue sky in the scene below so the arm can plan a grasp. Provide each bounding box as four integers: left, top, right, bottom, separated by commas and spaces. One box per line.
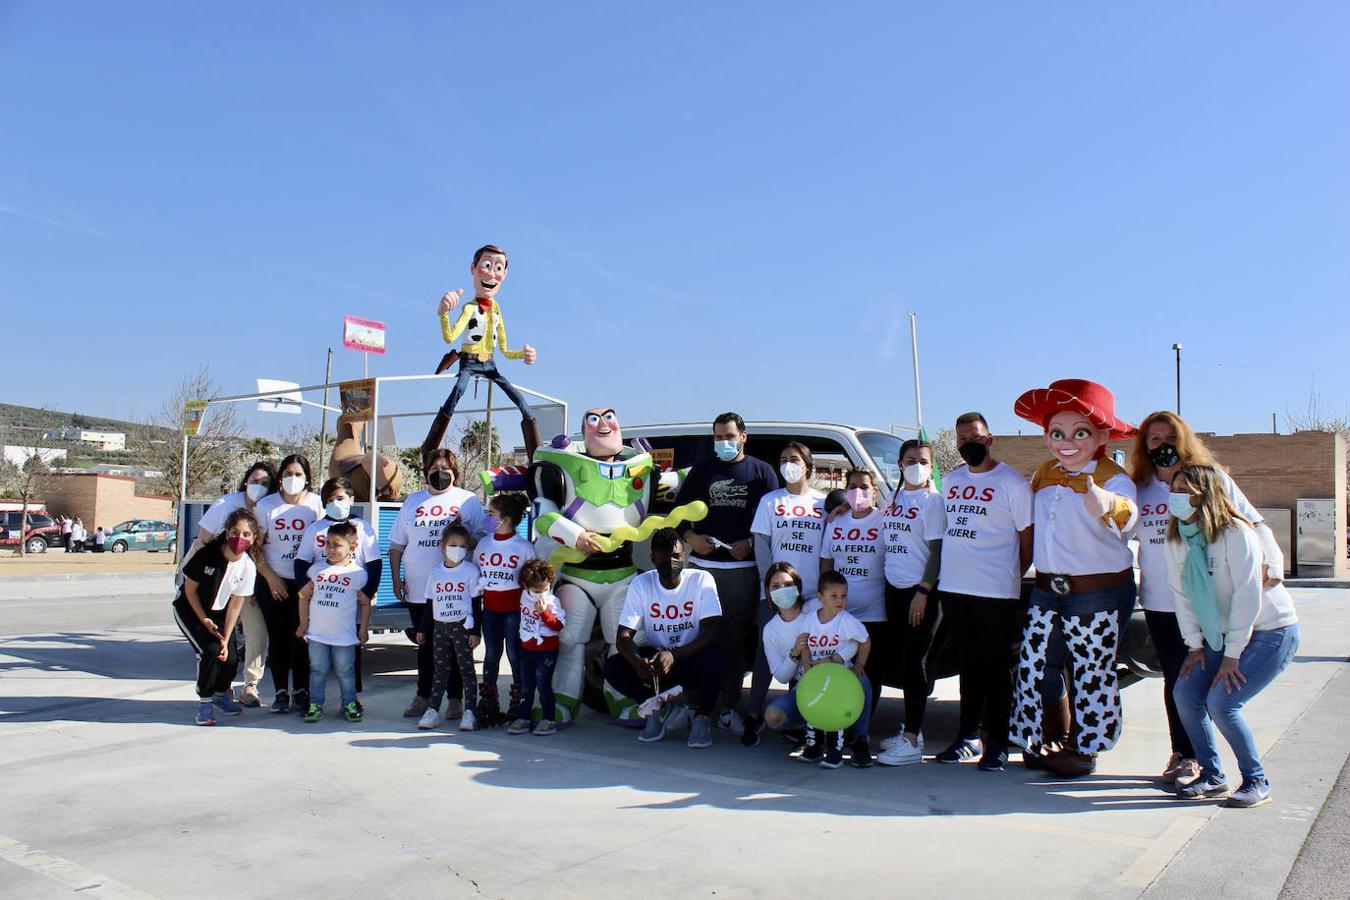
2, 2, 1347, 444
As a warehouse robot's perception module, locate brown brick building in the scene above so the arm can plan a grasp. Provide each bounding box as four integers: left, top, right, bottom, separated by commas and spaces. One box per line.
42, 473, 174, 532
991, 430, 1347, 577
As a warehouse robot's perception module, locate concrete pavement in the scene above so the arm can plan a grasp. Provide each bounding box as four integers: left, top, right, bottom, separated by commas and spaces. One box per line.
0, 578, 1347, 898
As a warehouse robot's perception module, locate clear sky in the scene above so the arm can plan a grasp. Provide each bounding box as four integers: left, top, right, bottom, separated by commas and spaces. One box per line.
2, 2, 1347, 444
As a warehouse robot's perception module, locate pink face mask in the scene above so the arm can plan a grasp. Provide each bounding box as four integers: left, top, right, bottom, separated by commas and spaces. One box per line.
227, 536, 252, 555
845, 487, 872, 512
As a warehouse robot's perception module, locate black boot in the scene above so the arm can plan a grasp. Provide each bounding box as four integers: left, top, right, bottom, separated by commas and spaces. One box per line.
821, 731, 845, 768
477, 683, 506, 728
505, 683, 525, 723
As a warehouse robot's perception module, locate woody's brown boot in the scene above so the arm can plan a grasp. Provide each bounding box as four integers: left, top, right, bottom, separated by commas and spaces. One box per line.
421, 410, 451, 463
521, 418, 541, 461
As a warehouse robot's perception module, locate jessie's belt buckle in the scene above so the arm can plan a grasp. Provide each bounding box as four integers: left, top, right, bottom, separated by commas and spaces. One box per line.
1049, 575, 1071, 597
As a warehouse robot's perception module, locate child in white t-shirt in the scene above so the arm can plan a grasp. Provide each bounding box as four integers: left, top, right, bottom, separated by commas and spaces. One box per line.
296, 521, 370, 724
476, 492, 537, 726
508, 559, 566, 736
416, 523, 482, 731
799, 570, 872, 769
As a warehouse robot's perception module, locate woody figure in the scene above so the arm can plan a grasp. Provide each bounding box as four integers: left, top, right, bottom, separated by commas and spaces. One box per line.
421, 244, 540, 461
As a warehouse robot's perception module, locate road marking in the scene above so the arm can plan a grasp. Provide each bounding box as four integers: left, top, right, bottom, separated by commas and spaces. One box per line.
0, 834, 158, 898
1117, 815, 1208, 887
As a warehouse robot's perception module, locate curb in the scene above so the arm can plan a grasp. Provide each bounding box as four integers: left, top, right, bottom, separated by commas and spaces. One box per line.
1286, 580, 1350, 589
0, 570, 174, 584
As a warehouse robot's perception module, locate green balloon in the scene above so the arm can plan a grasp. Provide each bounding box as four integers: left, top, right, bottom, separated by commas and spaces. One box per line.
795, 662, 864, 731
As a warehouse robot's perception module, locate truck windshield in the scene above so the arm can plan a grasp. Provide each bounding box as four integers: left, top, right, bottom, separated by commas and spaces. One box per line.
856, 431, 904, 492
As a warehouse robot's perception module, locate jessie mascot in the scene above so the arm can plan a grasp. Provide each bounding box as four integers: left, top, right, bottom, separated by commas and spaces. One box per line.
1009, 379, 1138, 777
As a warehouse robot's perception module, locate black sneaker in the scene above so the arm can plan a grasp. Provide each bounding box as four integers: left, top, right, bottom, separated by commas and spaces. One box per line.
799, 728, 824, 764
935, 738, 982, 764
740, 715, 763, 749
820, 732, 844, 769
850, 736, 874, 769
270, 691, 290, 714
292, 690, 310, 714
978, 749, 1009, 772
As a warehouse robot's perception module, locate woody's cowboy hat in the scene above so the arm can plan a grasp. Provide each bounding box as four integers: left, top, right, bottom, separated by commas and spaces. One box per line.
1013, 378, 1136, 440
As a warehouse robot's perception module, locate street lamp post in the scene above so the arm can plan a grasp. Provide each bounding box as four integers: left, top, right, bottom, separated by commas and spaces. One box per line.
1171, 343, 1183, 414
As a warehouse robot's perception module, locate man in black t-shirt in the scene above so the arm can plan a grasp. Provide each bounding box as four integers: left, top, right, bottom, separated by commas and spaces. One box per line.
675, 412, 778, 733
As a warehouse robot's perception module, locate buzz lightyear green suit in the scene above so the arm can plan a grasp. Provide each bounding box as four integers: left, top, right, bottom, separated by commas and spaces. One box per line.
526, 409, 705, 721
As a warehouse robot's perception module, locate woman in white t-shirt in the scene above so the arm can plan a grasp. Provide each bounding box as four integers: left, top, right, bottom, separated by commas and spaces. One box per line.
820, 466, 887, 748
1165, 464, 1299, 808
253, 454, 324, 714
186, 460, 276, 707
388, 448, 488, 719
1129, 410, 1283, 786
876, 439, 946, 766
743, 441, 827, 746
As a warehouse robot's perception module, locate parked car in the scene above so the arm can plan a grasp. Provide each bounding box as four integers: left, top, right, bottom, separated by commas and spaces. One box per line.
0, 511, 62, 554
103, 520, 177, 555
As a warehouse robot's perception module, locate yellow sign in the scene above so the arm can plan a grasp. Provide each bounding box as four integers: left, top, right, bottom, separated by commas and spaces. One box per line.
182, 400, 208, 436
651, 447, 675, 472
339, 379, 376, 422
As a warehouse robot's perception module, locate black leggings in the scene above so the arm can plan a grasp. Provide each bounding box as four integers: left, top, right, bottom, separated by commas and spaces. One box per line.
1144, 609, 1196, 759
862, 621, 890, 729
173, 598, 238, 699
409, 602, 461, 700
259, 585, 309, 695
886, 582, 942, 735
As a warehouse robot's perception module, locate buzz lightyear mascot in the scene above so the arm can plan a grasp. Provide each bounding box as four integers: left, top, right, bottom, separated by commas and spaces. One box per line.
518, 408, 706, 722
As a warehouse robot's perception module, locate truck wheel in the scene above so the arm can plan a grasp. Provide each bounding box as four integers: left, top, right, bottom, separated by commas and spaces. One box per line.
24, 536, 48, 554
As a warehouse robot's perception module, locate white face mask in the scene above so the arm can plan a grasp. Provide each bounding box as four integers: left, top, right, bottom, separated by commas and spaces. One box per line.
1168, 491, 1198, 522
780, 461, 805, 485
902, 462, 932, 486
245, 482, 269, 502
444, 545, 467, 564
325, 499, 352, 520
281, 474, 306, 495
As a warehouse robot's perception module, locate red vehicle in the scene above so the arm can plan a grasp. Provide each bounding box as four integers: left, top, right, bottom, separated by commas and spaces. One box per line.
1, 510, 63, 554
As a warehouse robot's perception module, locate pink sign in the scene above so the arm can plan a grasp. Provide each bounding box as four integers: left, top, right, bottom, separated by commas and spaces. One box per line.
343, 315, 386, 355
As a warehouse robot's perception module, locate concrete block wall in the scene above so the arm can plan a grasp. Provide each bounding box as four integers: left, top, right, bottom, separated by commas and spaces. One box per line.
44, 473, 173, 532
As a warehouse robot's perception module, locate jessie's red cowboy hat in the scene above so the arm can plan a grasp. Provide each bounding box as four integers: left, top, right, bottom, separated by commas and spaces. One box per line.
1013, 378, 1137, 440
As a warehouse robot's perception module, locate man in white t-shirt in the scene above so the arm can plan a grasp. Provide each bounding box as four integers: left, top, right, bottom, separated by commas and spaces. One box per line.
933, 412, 1033, 770
604, 528, 727, 749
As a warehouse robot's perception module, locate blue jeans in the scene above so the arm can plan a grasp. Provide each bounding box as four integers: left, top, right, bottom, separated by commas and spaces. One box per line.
520, 647, 559, 721
481, 610, 522, 686
308, 641, 357, 708
440, 359, 535, 421
1173, 624, 1299, 783
766, 673, 873, 739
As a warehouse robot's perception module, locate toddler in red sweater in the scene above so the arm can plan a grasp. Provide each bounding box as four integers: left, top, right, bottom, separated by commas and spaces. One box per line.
508, 559, 566, 736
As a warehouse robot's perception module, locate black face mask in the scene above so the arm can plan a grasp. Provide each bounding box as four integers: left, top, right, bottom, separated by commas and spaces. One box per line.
1148, 443, 1181, 469
958, 441, 988, 467
658, 556, 685, 582
427, 469, 453, 491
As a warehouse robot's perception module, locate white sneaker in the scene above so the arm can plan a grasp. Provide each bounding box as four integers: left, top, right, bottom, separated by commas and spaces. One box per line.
717, 709, 744, 733
877, 736, 924, 767
458, 709, 477, 731
446, 699, 464, 719
880, 731, 922, 752
417, 708, 441, 730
